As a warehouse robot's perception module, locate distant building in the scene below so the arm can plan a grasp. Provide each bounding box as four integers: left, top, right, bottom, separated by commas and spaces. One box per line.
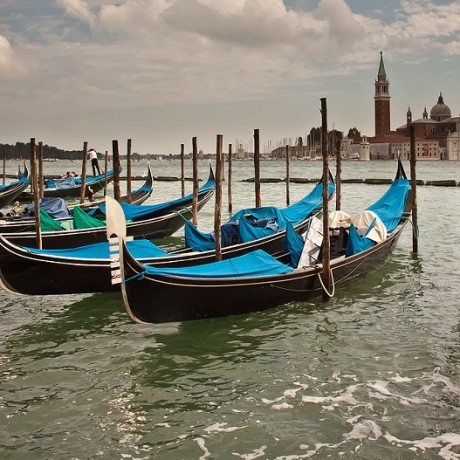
346, 52, 460, 160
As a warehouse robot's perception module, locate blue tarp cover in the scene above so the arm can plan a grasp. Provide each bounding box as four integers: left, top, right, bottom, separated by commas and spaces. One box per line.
44, 169, 115, 189
283, 221, 305, 267
184, 220, 215, 252
280, 181, 335, 224
367, 178, 410, 232
185, 180, 334, 251
25, 239, 168, 259
0, 176, 29, 191
346, 177, 410, 256
27, 197, 71, 218
345, 222, 375, 256
95, 174, 215, 221
143, 249, 293, 279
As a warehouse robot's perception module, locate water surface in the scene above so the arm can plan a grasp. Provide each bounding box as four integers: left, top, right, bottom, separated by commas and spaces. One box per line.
0, 159, 459, 459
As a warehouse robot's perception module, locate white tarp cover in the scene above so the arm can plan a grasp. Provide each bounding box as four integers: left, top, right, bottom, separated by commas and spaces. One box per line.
350, 210, 387, 243
329, 210, 387, 244
298, 216, 323, 268
328, 210, 352, 229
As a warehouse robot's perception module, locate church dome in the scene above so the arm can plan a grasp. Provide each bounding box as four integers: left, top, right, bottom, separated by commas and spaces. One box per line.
430, 93, 451, 121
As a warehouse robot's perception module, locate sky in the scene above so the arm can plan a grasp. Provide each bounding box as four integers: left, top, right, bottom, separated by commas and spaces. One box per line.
0, 0, 459, 155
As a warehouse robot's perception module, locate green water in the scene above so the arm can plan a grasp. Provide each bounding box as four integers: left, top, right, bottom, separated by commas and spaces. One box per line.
0, 159, 459, 459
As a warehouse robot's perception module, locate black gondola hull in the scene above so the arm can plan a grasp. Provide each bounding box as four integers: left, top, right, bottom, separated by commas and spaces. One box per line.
120, 224, 405, 323
0, 167, 154, 233
0, 189, 213, 250
0, 209, 310, 295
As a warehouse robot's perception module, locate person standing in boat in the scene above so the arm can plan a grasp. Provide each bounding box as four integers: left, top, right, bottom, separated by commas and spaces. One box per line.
88, 148, 101, 176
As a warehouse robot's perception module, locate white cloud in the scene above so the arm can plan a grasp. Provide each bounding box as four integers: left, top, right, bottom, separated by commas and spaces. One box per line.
0, 35, 25, 76
98, 0, 171, 35
56, 0, 95, 24
1, 0, 460, 152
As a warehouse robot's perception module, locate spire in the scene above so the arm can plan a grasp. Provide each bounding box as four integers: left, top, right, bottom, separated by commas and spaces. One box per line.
423, 106, 428, 119
406, 106, 412, 129
374, 51, 391, 136
438, 92, 444, 104
377, 51, 386, 79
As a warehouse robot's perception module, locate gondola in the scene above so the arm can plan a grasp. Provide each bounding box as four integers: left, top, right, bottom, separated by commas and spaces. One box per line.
0, 166, 30, 209
0, 177, 334, 295
0, 165, 154, 232
110, 160, 411, 324
42, 168, 116, 198
0, 169, 215, 250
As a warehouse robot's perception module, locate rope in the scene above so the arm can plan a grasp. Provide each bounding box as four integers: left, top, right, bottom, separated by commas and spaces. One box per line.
317, 268, 335, 298
173, 207, 191, 222
123, 271, 145, 284
407, 218, 420, 240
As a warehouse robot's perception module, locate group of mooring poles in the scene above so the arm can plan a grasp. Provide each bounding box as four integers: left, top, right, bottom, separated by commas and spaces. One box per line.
29, 138, 136, 249
319, 98, 419, 299
28, 95, 419, 297
206, 97, 419, 302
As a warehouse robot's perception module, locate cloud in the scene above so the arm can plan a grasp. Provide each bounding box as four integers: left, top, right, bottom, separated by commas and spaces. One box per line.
385, 0, 460, 54
55, 0, 95, 24
98, 0, 171, 35
2, 0, 460, 152
0, 34, 25, 76
162, 0, 302, 47
312, 0, 365, 49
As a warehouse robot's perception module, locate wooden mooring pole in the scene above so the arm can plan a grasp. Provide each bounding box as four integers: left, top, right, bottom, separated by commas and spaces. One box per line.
254, 129, 261, 207
215, 134, 223, 261
79, 142, 88, 204
30, 138, 42, 249
409, 125, 418, 253
335, 137, 342, 211
112, 140, 121, 202
127, 139, 132, 203
2, 146, 5, 185
192, 137, 198, 225
285, 144, 290, 207
180, 143, 185, 197
38, 141, 44, 199
320, 98, 332, 300
228, 143, 233, 214
104, 150, 108, 196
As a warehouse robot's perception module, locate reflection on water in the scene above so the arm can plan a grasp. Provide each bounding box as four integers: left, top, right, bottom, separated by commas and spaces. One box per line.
1, 160, 460, 458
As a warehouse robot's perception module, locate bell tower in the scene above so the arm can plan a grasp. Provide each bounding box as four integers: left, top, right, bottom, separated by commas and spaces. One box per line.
374, 51, 390, 136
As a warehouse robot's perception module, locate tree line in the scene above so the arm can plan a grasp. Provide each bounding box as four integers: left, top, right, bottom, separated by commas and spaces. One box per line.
1, 128, 362, 160
305, 127, 361, 156
0, 142, 144, 161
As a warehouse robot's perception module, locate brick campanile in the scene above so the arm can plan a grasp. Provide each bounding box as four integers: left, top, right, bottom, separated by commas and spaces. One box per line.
374, 51, 391, 136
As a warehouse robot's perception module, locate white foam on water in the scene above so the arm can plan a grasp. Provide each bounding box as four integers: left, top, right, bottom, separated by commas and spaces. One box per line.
204, 422, 247, 433
232, 445, 267, 459
366, 380, 428, 405
194, 437, 211, 460
269, 368, 460, 459
271, 402, 294, 410
301, 384, 361, 409
383, 431, 460, 459
389, 373, 413, 383
344, 419, 383, 441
